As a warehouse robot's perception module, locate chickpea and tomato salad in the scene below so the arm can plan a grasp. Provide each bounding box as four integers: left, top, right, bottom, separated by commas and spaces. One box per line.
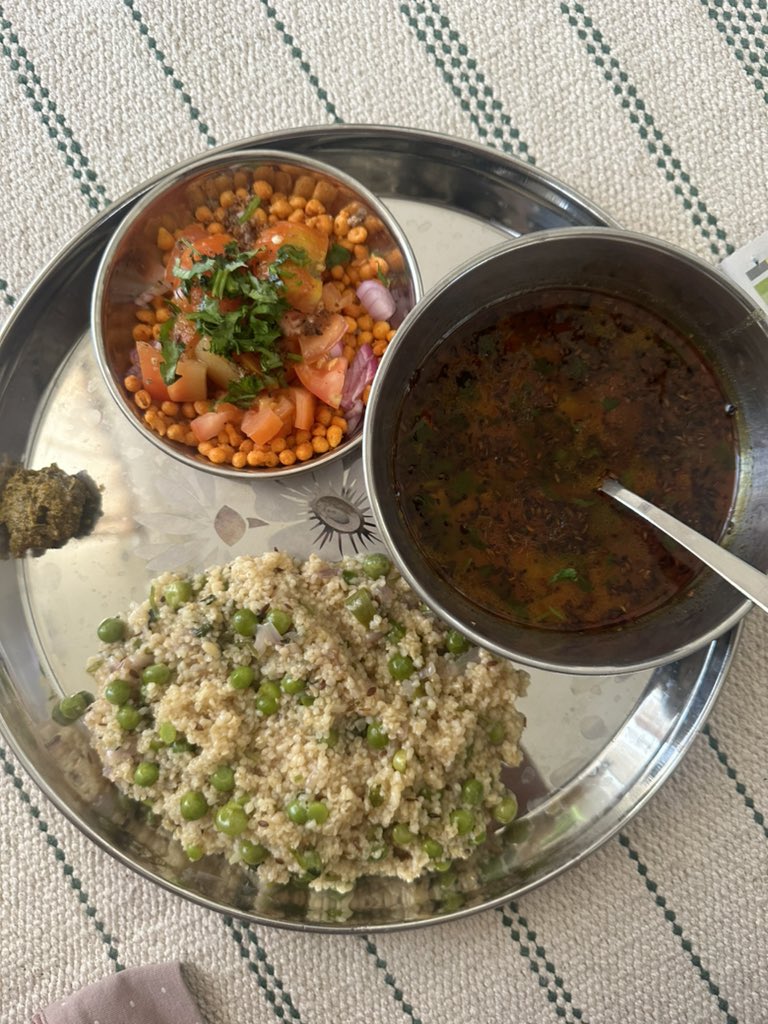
124, 167, 401, 469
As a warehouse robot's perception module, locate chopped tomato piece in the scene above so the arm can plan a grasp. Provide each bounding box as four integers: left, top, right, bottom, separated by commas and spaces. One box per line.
165, 228, 236, 288
241, 400, 284, 445
295, 356, 348, 409
195, 344, 240, 389
167, 358, 208, 403
297, 313, 348, 363
288, 386, 317, 431
189, 402, 241, 442
136, 341, 169, 402
271, 392, 295, 437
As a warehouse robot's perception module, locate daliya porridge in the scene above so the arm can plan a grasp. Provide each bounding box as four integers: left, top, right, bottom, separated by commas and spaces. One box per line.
77, 551, 528, 891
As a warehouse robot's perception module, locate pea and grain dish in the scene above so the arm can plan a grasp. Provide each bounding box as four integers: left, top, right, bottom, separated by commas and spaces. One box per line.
79, 551, 528, 890
123, 162, 405, 470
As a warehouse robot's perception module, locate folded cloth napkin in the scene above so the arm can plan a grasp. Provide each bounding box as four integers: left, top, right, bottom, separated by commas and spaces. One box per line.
31, 962, 205, 1024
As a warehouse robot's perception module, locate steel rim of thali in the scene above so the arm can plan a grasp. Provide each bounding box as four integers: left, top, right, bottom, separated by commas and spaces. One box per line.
0, 125, 740, 932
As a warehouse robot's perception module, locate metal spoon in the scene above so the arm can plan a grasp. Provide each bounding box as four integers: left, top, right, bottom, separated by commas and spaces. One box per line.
599, 477, 768, 615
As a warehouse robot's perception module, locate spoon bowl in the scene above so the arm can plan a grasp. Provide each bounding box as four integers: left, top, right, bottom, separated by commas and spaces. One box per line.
600, 478, 768, 615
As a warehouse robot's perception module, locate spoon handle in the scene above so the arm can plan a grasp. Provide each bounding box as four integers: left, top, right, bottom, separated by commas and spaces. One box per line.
599, 477, 768, 615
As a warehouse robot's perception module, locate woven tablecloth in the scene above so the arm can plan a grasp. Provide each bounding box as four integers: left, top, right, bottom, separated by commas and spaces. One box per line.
3, 2, 768, 1022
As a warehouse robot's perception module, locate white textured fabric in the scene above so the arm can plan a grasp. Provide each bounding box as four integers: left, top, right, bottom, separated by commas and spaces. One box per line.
2, 2, 768, 1022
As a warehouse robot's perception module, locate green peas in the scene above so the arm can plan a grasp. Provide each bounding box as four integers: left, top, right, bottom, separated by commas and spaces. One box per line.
266, 608, 292, 635
361, 553, 391, 579
158, 722, 177, 744
133, 762, 159, 787
294, 849, 322, 876
366, 721, 389, 750
210, 765, 235, 792
180, 790, 208, 821
445, 629, 471, 655
141, 663, 171, 686
285, 799, 309, 825
298, 694, 315, 707
320, 728, 339, 749
387, 653, 415, 680
493, 795, 518, 825
52, 690, 94, 725
171, 737, 194, 753
97, 617, 125, 643
307, 801, 329, 824
391, 749, 408, 773
280, 674, 305, 696
232, 608, 259, 637
487, 721, 505, 746
432, 859, 453, 873
461, 778, 484, 806
104, 679, 132, 706
185, 844, 204, 862
341, 569, 357, 584
440, 892, 465, 914
386, 622, 406, 644
214, 801, 249, 836
228, 665, 255, 690
345, 588, 376, 627
368, 785, 384, 807
238, 839, 268, 866
450, 808, 475, 836
368, 842, 388, 861
392, 824, 415, 846
115, 704, 141, 731
163, 579, 193, 609
423, 838, 444, 860
255, 693, 278, 715
255, 682, 280, 716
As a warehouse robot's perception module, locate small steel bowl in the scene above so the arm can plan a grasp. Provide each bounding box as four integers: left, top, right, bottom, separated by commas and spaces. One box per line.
364, 227, 768, 675
92, 149, 421, 477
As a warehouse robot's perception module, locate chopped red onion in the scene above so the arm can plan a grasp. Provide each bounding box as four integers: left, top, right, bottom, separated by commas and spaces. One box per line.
341, 344, 378, 410
357, 279, 396, 321
254, 620, 282, 653
346, 399, 364, 433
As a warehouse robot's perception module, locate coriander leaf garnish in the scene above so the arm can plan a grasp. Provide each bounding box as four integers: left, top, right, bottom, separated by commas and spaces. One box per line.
237, 195, 262, 224
276, 243, 313, 267
550, 567, 579, 584
218, 373, 278, 408
172, 255, 216, 281
158, 317, 184, 384
549, 567, 592, 592
327, 243, 351, 267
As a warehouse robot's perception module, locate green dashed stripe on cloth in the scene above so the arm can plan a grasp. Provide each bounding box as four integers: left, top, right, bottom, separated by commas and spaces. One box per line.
0, 5, 109, 210
224, 916, 302, 1021
120, 0, 217, 147
400, 0, 534, 163
0, 278, 16, 306
257, 0, 343, 124
618, 832, 737, 1024
703, 724, 768, 838
0, 745, 123, 971
702, 0, 768, 97
497, 904, 586, 1023
560, 0, 733, 259
361, 937, 424, 1024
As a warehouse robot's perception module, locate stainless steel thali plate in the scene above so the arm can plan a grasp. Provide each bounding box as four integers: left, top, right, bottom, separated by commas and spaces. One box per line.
0, 126, 737, 931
